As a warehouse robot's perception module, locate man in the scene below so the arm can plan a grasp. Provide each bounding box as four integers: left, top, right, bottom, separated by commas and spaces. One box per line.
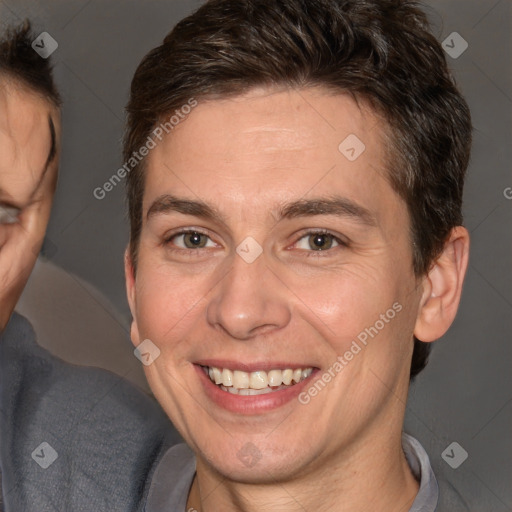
0, 20, 60, 330
123, 0, 470, 510
0, 22, 150, 393
0, 21, 180, 512
0, 20, 60, 511
1, 1, 472, 511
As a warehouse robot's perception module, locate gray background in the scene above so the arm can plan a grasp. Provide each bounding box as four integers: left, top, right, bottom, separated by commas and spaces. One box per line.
1, 0, 510, 509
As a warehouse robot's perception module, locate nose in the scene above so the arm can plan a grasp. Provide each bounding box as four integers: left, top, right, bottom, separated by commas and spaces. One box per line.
206, 248, 291, 340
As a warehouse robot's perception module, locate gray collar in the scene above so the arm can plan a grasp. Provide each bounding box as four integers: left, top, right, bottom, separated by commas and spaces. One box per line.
403, 433, 439, 511
146, 433, 438, 511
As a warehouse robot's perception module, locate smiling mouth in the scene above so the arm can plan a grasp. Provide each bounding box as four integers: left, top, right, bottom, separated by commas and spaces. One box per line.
200, 365, 314, 395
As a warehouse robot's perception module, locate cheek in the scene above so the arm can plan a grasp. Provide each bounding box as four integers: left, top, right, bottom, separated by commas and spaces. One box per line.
290, 264, 398, 345
133, 259, 210, 342
30, 205, 52, 239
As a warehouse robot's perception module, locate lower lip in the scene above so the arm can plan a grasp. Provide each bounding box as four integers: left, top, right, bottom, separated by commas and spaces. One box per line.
194, 364, 318, 414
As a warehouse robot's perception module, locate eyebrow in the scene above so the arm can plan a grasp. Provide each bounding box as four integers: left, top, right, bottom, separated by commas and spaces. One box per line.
279, 197, 377, 226
146, 194, 377, 227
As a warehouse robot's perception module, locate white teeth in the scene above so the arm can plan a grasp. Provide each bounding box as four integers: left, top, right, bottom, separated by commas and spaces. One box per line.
221, 384, 277, 395
267, 369, 282, 386
233, 370, 249, 389
205, 365, 314, 392
222, 368, 233, 386
249, 371, 268, 389
302, 368, 312, 379
282, 369, 293, 385
212, 367, 223, 384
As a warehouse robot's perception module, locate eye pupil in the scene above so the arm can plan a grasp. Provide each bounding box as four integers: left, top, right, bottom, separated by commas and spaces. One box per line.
309, 233, 332, 250
184, 232, 206, 248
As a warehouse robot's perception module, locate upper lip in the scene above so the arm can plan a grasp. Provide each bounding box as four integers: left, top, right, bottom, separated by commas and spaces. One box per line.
195, 360, 317, 373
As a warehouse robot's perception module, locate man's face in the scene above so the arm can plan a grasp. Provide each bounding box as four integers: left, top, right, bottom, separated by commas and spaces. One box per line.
126, 87, 424, 481
0, 79, 60, 330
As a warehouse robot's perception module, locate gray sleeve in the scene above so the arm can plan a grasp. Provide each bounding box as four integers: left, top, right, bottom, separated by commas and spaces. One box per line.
0, 313, 183, 512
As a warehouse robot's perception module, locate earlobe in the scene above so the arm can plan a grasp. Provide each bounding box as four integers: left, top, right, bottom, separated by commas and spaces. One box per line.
414, 226, 470, 343
124, 247, 141, 346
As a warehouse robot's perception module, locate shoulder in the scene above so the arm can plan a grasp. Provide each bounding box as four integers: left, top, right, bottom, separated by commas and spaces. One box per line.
0, 312, 174, 431
0, 313, 182, 511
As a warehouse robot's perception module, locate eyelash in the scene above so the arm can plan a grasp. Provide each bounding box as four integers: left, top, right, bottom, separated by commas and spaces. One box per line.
163, 228, 348, 258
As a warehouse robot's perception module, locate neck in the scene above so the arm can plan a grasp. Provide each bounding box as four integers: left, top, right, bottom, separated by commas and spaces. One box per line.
187, 428, 420, 512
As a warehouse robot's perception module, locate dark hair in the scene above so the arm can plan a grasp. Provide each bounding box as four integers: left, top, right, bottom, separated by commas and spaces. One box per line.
124, 0, 472, 379
0, 19, 61, 107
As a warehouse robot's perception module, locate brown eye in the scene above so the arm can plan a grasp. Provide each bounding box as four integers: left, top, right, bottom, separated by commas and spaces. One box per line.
295, 231, 341, 252
307, 233, 335, 251
292, 230, 347, 257
165, 230, 216, 250
183, 231, 208, 248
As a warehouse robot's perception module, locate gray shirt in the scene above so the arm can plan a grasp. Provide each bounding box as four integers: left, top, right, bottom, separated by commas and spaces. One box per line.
0, 313, 469, 511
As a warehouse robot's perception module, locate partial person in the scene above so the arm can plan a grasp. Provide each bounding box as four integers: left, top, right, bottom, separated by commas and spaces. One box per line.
0, 21, 180, 512
0, 20, 60, 330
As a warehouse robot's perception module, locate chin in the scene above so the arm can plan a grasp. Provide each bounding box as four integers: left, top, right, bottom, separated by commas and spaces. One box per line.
195, 436, 312, 484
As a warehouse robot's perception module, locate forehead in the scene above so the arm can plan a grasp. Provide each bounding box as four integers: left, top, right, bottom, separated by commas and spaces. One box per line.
0, 78, 52, 135
142, 87, 402, 230
158, 88, 378, 159
0, 79, 57, 202
151, 86, 386, 178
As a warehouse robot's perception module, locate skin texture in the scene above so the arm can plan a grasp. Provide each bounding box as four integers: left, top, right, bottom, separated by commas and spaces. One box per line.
0, 79, 60, 331
125, 86, 469, 512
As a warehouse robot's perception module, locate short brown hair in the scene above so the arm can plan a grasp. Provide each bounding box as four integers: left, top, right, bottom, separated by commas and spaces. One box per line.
0, 20, 61, 107
124, 0, 472, 379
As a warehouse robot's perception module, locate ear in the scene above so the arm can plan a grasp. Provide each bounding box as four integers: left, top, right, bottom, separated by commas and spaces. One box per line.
124, 247, 141, 346
414, 226, 470, 342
